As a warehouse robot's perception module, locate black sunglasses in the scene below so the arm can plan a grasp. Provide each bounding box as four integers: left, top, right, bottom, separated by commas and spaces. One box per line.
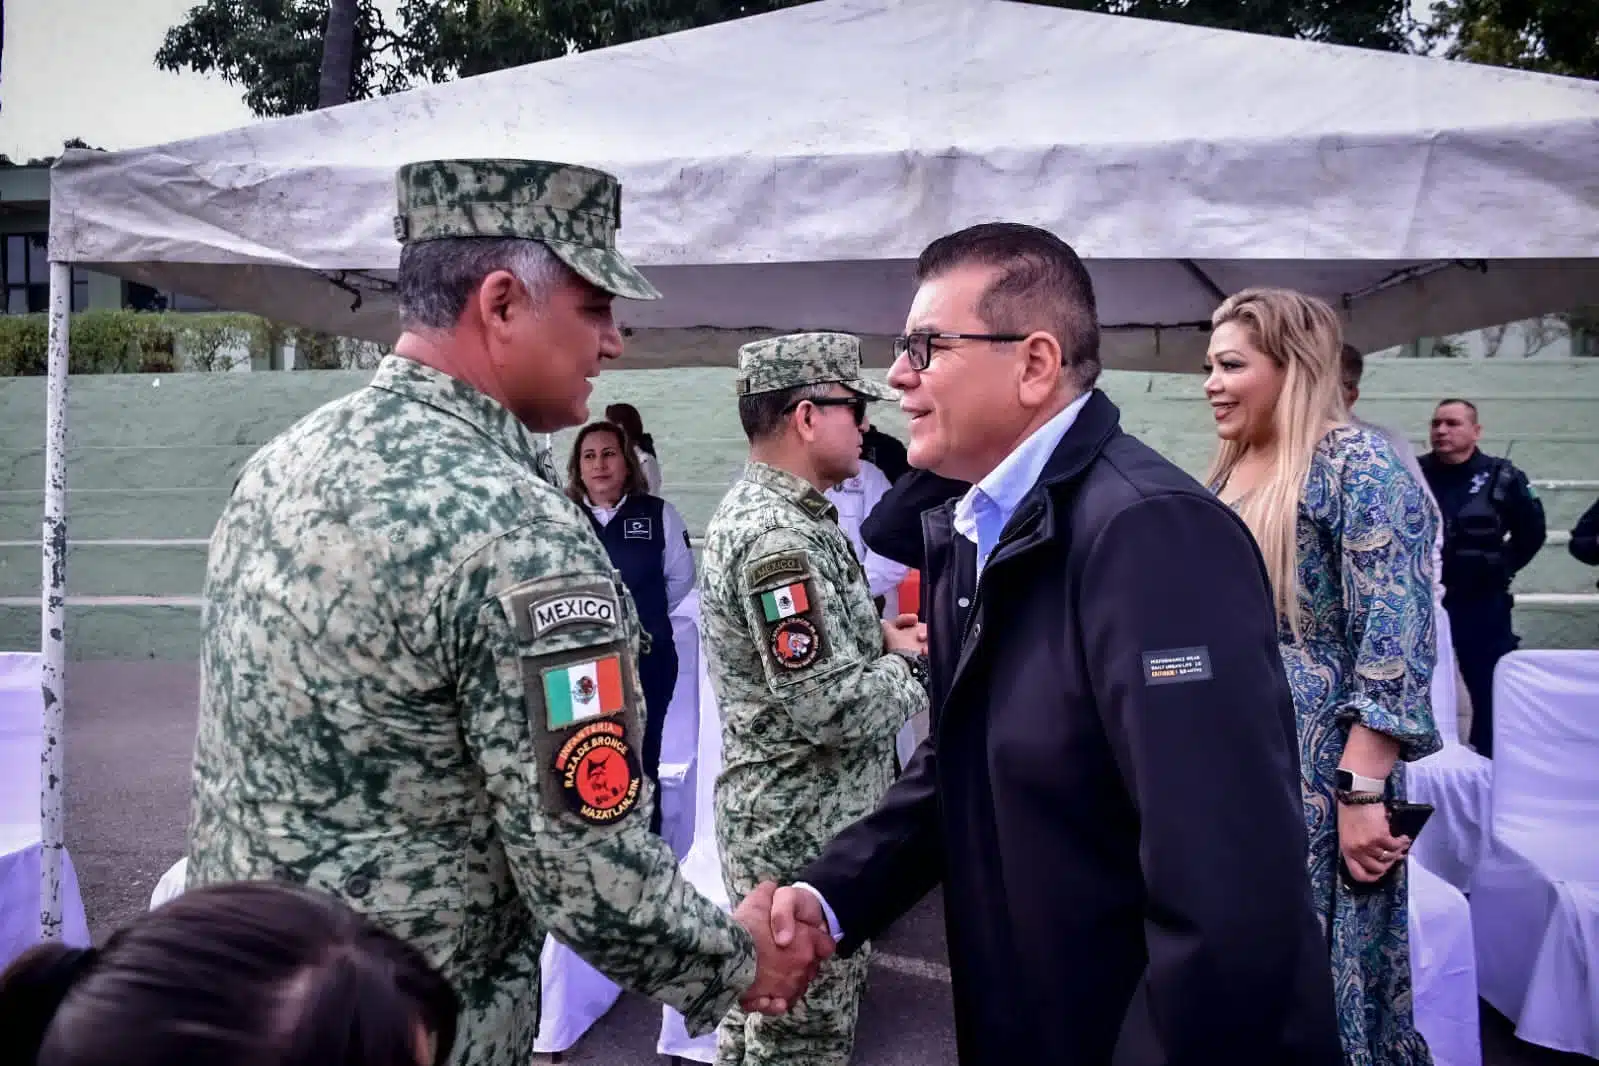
784, 395, 868, 426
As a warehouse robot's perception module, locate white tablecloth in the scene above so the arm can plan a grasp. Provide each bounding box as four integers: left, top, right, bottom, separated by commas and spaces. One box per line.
1408, 861, 1481, 1066
1, 652, 92, 967
1469, 650, 1599, 1058
657, 601, 731, 1063
0, 831, 92, 968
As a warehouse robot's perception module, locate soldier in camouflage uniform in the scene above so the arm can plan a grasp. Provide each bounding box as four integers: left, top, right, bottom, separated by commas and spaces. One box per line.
186, 159, 830, 1066
700, 333, 931, 1066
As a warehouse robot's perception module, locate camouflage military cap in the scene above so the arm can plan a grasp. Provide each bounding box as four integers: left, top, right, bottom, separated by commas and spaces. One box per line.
734, 332, 895, 400
394, 159, 660, 301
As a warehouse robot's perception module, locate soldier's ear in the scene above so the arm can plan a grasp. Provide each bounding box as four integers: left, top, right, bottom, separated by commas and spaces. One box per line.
475, 270, 520, 329
790, 400, 815, 442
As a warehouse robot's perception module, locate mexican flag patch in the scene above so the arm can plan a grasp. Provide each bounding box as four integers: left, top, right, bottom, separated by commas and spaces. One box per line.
760, 582, 809, 622
544, 655, 624, 728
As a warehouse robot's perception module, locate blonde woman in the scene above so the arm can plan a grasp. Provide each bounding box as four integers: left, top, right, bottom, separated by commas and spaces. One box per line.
1203, 288, 1442, 1066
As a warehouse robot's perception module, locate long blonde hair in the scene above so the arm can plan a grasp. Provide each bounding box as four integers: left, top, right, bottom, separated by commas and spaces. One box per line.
1203, 288, 1348, 641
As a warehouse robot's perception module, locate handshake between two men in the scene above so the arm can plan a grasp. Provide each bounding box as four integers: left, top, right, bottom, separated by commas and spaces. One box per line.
731, 882, 837, 1014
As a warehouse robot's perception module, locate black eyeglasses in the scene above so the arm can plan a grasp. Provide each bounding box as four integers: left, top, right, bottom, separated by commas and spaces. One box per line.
785, 395, 868, 425
892, 331, 1029, 371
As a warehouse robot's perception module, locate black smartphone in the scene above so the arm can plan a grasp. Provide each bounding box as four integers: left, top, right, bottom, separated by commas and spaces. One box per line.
1388, 801, 1434, 841
1339, 802, 1434, 893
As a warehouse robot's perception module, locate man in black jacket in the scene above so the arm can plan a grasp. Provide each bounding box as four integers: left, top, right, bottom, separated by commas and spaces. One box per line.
860, 468, 970, 575
762, 224, 1342, 1066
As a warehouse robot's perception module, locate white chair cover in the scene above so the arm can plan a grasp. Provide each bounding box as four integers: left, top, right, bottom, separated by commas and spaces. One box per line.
532, 935, 623, 1053
895, 719, 918, 771
1408, 860, 1481, 1066
1406, 603, 1493, 894
1428, 603, 1462, 747
535, 597, 708, 1053
0, 652, 92, 967
1406, 746, 1492, 895
1468, 650, 1599, 1058
657, 613, 731, 1063
658, 593, 704, 858
149, 856, 188, 909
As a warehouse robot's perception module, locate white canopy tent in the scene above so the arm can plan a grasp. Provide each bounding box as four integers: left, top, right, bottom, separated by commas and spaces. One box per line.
45, 0, 1599, 371
31, 0, 1599, 935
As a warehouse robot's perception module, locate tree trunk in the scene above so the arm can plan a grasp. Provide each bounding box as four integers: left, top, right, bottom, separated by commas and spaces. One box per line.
317, 0, 358, 108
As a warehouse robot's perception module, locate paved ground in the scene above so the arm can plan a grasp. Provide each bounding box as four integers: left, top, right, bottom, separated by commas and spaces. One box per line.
59, 661, 1589, 1065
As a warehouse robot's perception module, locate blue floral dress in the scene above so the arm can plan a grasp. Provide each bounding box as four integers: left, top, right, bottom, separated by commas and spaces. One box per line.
1221, 425, 1443, 1066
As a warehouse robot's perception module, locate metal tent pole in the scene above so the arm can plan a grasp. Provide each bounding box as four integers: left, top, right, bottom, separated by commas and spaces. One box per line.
39, 261, 71, 941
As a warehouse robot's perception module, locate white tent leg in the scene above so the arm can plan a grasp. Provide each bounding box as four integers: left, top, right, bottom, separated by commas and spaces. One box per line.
39, 261, 70, 941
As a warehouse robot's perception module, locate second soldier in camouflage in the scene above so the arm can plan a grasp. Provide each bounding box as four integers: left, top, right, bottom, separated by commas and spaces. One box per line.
700, 332, 930, 1066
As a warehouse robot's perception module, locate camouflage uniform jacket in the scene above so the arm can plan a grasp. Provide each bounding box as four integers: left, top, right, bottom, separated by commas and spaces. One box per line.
187, 356, 754, 1065
699, 462, 927, 883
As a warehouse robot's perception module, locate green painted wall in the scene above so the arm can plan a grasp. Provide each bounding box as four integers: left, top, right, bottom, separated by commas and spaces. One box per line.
2, 359, 1596, 658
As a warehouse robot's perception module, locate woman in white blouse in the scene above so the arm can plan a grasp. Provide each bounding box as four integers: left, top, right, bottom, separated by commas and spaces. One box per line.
566, 421, 694, 833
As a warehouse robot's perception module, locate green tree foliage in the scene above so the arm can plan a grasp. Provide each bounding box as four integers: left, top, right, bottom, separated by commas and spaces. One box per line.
1066, 0, 1416, 51
154, 1, 817, 116
155, 0, 410, 117
157, 0, 1437, 120
390, 0, 814, 82
1423, 0, 1598, 80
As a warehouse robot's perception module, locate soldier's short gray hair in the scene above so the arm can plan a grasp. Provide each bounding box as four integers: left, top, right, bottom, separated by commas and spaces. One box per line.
398, 238, 567, 331
738, 382, 837, 443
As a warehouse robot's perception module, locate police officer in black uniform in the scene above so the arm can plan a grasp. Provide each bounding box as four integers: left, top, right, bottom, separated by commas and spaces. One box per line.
1419, 398, 1546, 757
1571, 497, 1599, 579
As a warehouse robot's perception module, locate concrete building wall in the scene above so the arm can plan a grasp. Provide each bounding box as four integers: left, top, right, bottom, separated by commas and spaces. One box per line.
1, 359, 1595, 658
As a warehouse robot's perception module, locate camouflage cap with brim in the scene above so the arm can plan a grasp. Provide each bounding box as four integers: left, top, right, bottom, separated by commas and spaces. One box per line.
394, 158, 661, 301
735, 332, 897, 400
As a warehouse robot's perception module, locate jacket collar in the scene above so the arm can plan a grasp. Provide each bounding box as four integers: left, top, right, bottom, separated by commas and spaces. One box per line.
928, 389, 1124, 715
744, 461, 839, 523
1034, 388, 1122, 492
369, 355, 550, 475
931, 389, 1122, 564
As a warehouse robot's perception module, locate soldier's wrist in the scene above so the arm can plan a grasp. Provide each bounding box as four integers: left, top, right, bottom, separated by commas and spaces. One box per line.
683, 927, 759, 1036
891, 650, 930, 689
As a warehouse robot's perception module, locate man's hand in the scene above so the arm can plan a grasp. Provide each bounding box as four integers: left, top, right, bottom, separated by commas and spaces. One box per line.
733, 882, 835, 1015
770, 884, 832, 948
882, 613, 926, 655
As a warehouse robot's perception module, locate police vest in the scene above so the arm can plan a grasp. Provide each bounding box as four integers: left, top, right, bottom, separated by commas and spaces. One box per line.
1446, 460, 1513, 588
588, 495, 675, 663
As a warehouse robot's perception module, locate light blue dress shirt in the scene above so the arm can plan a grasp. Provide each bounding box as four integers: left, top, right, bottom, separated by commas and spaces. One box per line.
952, 391, 1092, 573
794, 390, 1091, 939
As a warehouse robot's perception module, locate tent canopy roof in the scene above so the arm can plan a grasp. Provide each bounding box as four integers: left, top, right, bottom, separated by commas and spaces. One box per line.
48, 0, 1599, 370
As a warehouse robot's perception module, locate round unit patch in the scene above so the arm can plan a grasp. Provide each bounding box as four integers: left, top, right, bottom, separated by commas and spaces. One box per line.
552, 719, 641, 824
770, 617, 820, 670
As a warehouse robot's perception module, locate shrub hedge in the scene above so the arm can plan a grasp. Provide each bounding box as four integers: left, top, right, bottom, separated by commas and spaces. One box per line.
0, 311, 388, 375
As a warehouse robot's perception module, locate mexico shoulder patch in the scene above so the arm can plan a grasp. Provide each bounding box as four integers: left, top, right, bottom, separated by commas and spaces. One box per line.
745, 549, 832, 677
